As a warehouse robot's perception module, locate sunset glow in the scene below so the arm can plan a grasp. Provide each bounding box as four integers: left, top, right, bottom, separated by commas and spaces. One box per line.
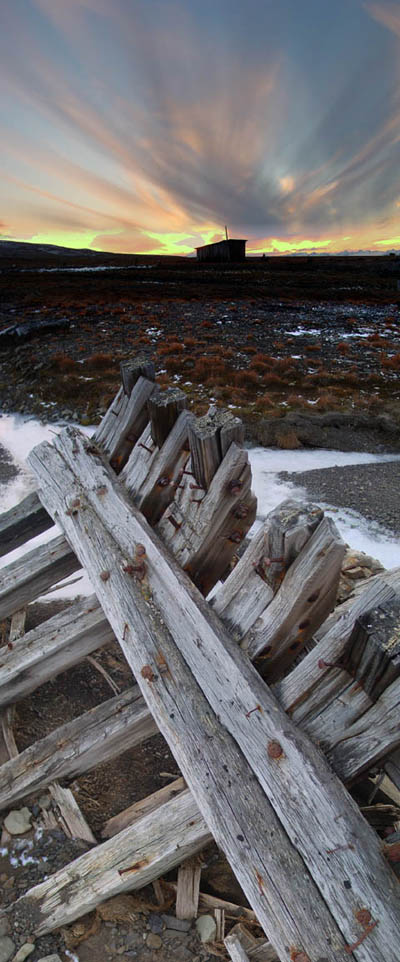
1, 1, 400, 256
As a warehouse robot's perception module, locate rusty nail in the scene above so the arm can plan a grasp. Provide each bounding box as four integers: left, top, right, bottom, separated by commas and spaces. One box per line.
135, 544, 146, 557
356, 909, 372, 927
191, 497, 204, 504
345, 921, 378, 953
123, 624, 129, 640
326, 843, 355, 854
166, 515, 181, 529
138, 442, 153, 453
290, 952, 311, 962
227, 531, 242, 543
227, 479, 243, 494
234, 503, 249, 519
245, 705, 262, 719
267, 740, 284, 760
190, 483, 204, 490
141, 665, 155, 682
100, 570, 110, 581
157, 476, 170, 487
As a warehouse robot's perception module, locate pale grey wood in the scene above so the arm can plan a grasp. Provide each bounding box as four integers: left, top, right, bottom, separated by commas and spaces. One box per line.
225, 933, 253, 962
0, 687, 158, 809
226, 926, 278, 962
157, 443, 257, 595
385, 750, 400, 792
344, 594, 400, 701
243, 516, 345, 678
9, 607, 27, 642
188, 409, 244, 491
102, 777, 187, 838
93, 375, 158, 471
0, 596, 114, 708
275, 569, 400, 724
214, 907, 225, 941
220, 417, 245, 457
327, 675, 400, 783
29, 430, 400, 961
0, 491, 52, 558
123, 410, 193, 526
148, 387, 187, 449
120, 356, 155, 396
120, 422, 157, 496
42, 784, 96, 844
0, 533, 79, 621
212, 500, 323, 638
11, 789, 212, 936
0, 609, 26, 765
176, 856, 202, 920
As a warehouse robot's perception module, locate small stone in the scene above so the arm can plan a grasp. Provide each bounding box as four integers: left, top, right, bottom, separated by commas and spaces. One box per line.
38, 795, 52, 811
13, 945, 35, 962
146, 933, 162, 950
3, 809, 32, 835
195, 915, 217, 943
162, 915, 191, 932
0, 937, 15, 962
36, 956, 62, 962
148, 913, 164, 934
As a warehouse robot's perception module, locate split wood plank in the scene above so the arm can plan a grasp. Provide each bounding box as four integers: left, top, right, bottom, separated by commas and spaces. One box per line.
41, 783, 96, 844
226, 926, 278, 962
188, 409, 244, 490
242, 516, 345, 678
0, 609, 26, 764
160, 883, 257, 924
0, 533, 79, 622
12, 789, 211, 936
225, 934, 251, 962
123, 410, 193, 526
176, 856, 202, 920
157, 442, 257, 595
93, 375, 158, 471
0, 686, 158, 809
0, 491, 52, 558
214, 907, 225, 942
28, 429, 400, 961
102, 777, 186, 838
212, 500, 324, 638
0, 595, 114, 709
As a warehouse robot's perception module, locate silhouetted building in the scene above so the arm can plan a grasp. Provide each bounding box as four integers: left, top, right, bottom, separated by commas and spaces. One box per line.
196, 239, 247, 262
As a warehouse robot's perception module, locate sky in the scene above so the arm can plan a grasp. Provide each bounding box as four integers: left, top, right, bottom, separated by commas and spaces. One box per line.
0, 0, 400, 256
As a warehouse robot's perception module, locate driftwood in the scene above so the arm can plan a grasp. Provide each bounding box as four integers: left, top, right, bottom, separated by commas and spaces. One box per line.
0, 533, 78, 621
26, 428, 400, 961
0, 687, 157, 809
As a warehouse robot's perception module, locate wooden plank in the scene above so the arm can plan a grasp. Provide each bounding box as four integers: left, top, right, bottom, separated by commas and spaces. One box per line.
120, 355, 155, 396
102, 777, 186, 838
214, 907, 225, 942
41, 783, 96, 844
123, 410, 193, 526
385, 749, 400, 792
11, 789, 211, 936
242, 516, 345, 679
176, 856, 202, 920
0, 533, 79, 621
212, 500, 324, 638
224, 933, 251, 962
0, 609, 26, 765
0, 596, 114, 708
157, 442, 257, 595
0, 491, 52, 558
29, 430, 400, 961
148, 387, 187, 449
188, 409, 244, 490
0, 687, 158, 809
226, 926, 278, 962
327, 674, 400, 783
93, 375, 158, 471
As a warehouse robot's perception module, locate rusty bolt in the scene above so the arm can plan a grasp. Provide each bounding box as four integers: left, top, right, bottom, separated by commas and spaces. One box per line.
267, 740, 284, 760
291, 952, 310, 962
227, 531, 242, 544
135, 544, 146, 557
356, 909, 372, 928
234, 503, 249, 519
100, 570, 110, 581
141, 665, 155, 682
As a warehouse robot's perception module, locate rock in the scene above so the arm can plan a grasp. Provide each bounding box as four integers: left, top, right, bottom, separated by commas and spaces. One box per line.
3, 808, 32, 835
337, 547, 385, 603
0, 937, 15, 962
195, 915, 217, 943
146, 933, 162, 949
148, 913, 164, 934
0, 922, 8, 938
13, 945, 35, 962
36, 957, 62, 962
162, 915, 191, 932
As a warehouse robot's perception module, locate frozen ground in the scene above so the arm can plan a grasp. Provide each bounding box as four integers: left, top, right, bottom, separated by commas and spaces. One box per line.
1, 415, 400, 598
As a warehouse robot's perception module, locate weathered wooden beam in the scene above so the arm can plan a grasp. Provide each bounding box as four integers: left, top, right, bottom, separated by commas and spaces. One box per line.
41, 783, 96, 844
385, 750, 400, 792
0, 610, 26, 765
11, 789, 211, 936
242, 516, 345, 679
176, 856, 202, 920
327, 674, 400, 783
344, 595, 400, 701
226, 925, 279, 962
0, 594, 114, 709
225, 933, 251, 962
0, 687, 158, 809
157, 442, 256, 595
212, 500, 324, 639
0, 533, 79, 621
147, 387, 187, 449
93, 375, 158, 471
123, 410, 193, 526
188, 409, 244, 490
29, 429, 400, 961
102, 777, 186, 838
120, 355, 155, 396
0, 491, 52, 558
